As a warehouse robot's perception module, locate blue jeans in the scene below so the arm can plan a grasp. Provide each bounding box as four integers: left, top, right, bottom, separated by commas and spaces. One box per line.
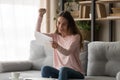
41, 66, 84, 80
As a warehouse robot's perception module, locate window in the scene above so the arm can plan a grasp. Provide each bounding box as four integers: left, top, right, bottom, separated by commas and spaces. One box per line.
0, 0, 43, 61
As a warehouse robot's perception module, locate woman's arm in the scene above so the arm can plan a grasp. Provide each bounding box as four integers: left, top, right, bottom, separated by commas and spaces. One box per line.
35, 8, 53, 38
58, 40, 80, 56
36, 8, 46, 32
52, 35, 80, 56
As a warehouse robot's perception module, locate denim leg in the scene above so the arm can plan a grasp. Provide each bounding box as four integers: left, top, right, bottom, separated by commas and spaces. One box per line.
59, 67, 84, 80
41, 66, 59, 78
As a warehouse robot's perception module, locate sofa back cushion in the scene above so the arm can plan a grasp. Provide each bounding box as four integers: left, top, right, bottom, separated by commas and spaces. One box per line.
0, 61, 32, 72
30, 40, 53, 70
87, 41, 120, 77
79, 40, 89, 75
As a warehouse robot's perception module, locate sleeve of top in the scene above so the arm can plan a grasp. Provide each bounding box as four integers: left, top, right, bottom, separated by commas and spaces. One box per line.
34, 31, 53, 38
34, 31, 54, 45
57, 35, 80, 56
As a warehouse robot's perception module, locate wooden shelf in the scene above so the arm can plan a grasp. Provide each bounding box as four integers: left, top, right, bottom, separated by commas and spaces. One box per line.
74, 17, 120, 21
74, 18, 91, 21
79, 1, 91, 5
79, 0, 120, 5
96, 0, 120, 3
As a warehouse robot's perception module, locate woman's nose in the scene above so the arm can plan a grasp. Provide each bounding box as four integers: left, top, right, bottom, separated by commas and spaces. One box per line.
59, 24, 62, 28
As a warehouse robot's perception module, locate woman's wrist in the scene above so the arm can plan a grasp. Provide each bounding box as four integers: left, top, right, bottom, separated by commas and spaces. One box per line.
38, 16, 43, 23
57, 45, 62, 51
39, 14, 43, 18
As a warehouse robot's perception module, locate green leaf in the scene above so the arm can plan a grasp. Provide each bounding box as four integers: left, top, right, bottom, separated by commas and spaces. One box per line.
75, 21, 100, 31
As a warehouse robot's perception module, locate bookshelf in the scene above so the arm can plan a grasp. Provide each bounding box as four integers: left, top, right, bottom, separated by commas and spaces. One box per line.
60, 0, 120, 41
74, 0, 120, 41
78, 0, 120, 21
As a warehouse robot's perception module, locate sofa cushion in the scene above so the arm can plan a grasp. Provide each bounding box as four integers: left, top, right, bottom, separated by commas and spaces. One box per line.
105, 42, 120, 77
87, 41, 120, 77
0, 61, 32, 72
30, 40, 53, 70
43, 44, 53, 66
30, 40, 45, 69
80, 40, 89, 75
30, 41, 45, 60
116, 72, 120, 80
85, 76, 115, 80
31, 32, 57, 70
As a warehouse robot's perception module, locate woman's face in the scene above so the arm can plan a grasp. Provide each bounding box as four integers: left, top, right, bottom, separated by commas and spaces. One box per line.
56, 16, 68, 36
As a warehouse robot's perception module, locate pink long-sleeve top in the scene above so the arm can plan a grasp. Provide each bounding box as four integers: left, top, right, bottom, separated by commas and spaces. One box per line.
51, 33, 84, 74
35, 32, 84, 74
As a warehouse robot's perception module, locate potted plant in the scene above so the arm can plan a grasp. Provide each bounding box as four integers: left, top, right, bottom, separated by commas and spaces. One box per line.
75, 21, 100, 41
64, 0, 80, 18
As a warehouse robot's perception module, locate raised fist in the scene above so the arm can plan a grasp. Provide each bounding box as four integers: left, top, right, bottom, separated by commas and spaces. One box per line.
39, 8, 46, 17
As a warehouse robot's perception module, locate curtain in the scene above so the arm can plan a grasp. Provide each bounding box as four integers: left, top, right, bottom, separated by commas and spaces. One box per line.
0, 0, 47, 61
50, 0, 58, 33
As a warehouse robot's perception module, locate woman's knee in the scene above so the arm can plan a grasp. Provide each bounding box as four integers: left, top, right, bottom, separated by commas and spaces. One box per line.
59, 67, 68, 74
60, 67, 69, 71
41, 66, 51, 72
41, 66, 51, 77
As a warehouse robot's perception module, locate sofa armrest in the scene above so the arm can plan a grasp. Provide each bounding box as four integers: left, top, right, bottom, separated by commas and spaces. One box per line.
0, 61, 32, 72
116, 72, 120, 80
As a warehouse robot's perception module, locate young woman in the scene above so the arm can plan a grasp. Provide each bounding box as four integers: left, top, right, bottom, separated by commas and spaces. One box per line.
35, 8, 85, 80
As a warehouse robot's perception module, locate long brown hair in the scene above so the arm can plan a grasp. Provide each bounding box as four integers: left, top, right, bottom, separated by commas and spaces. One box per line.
55, 11, 83, 49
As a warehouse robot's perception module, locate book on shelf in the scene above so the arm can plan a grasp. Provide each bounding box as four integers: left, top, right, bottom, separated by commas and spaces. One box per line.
79, 5, 83, 18
82, 5, 90, 18
107, 16, 120, 19
96, 3, 107, 18
110, 13, 120, 16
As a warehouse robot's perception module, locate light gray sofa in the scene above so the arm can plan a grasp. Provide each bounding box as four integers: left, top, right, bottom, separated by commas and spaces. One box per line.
0, 40, 120, 80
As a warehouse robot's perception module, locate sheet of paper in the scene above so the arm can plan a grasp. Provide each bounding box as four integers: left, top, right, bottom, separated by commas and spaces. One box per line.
35, 32, 52, 47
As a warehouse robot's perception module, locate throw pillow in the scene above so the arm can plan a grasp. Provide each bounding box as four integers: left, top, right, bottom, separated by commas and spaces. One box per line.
30, 32, 53, 70
0, 61, 32, 72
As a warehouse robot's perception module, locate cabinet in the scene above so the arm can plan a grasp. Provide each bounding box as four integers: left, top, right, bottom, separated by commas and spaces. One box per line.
60, 0, 120, 41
